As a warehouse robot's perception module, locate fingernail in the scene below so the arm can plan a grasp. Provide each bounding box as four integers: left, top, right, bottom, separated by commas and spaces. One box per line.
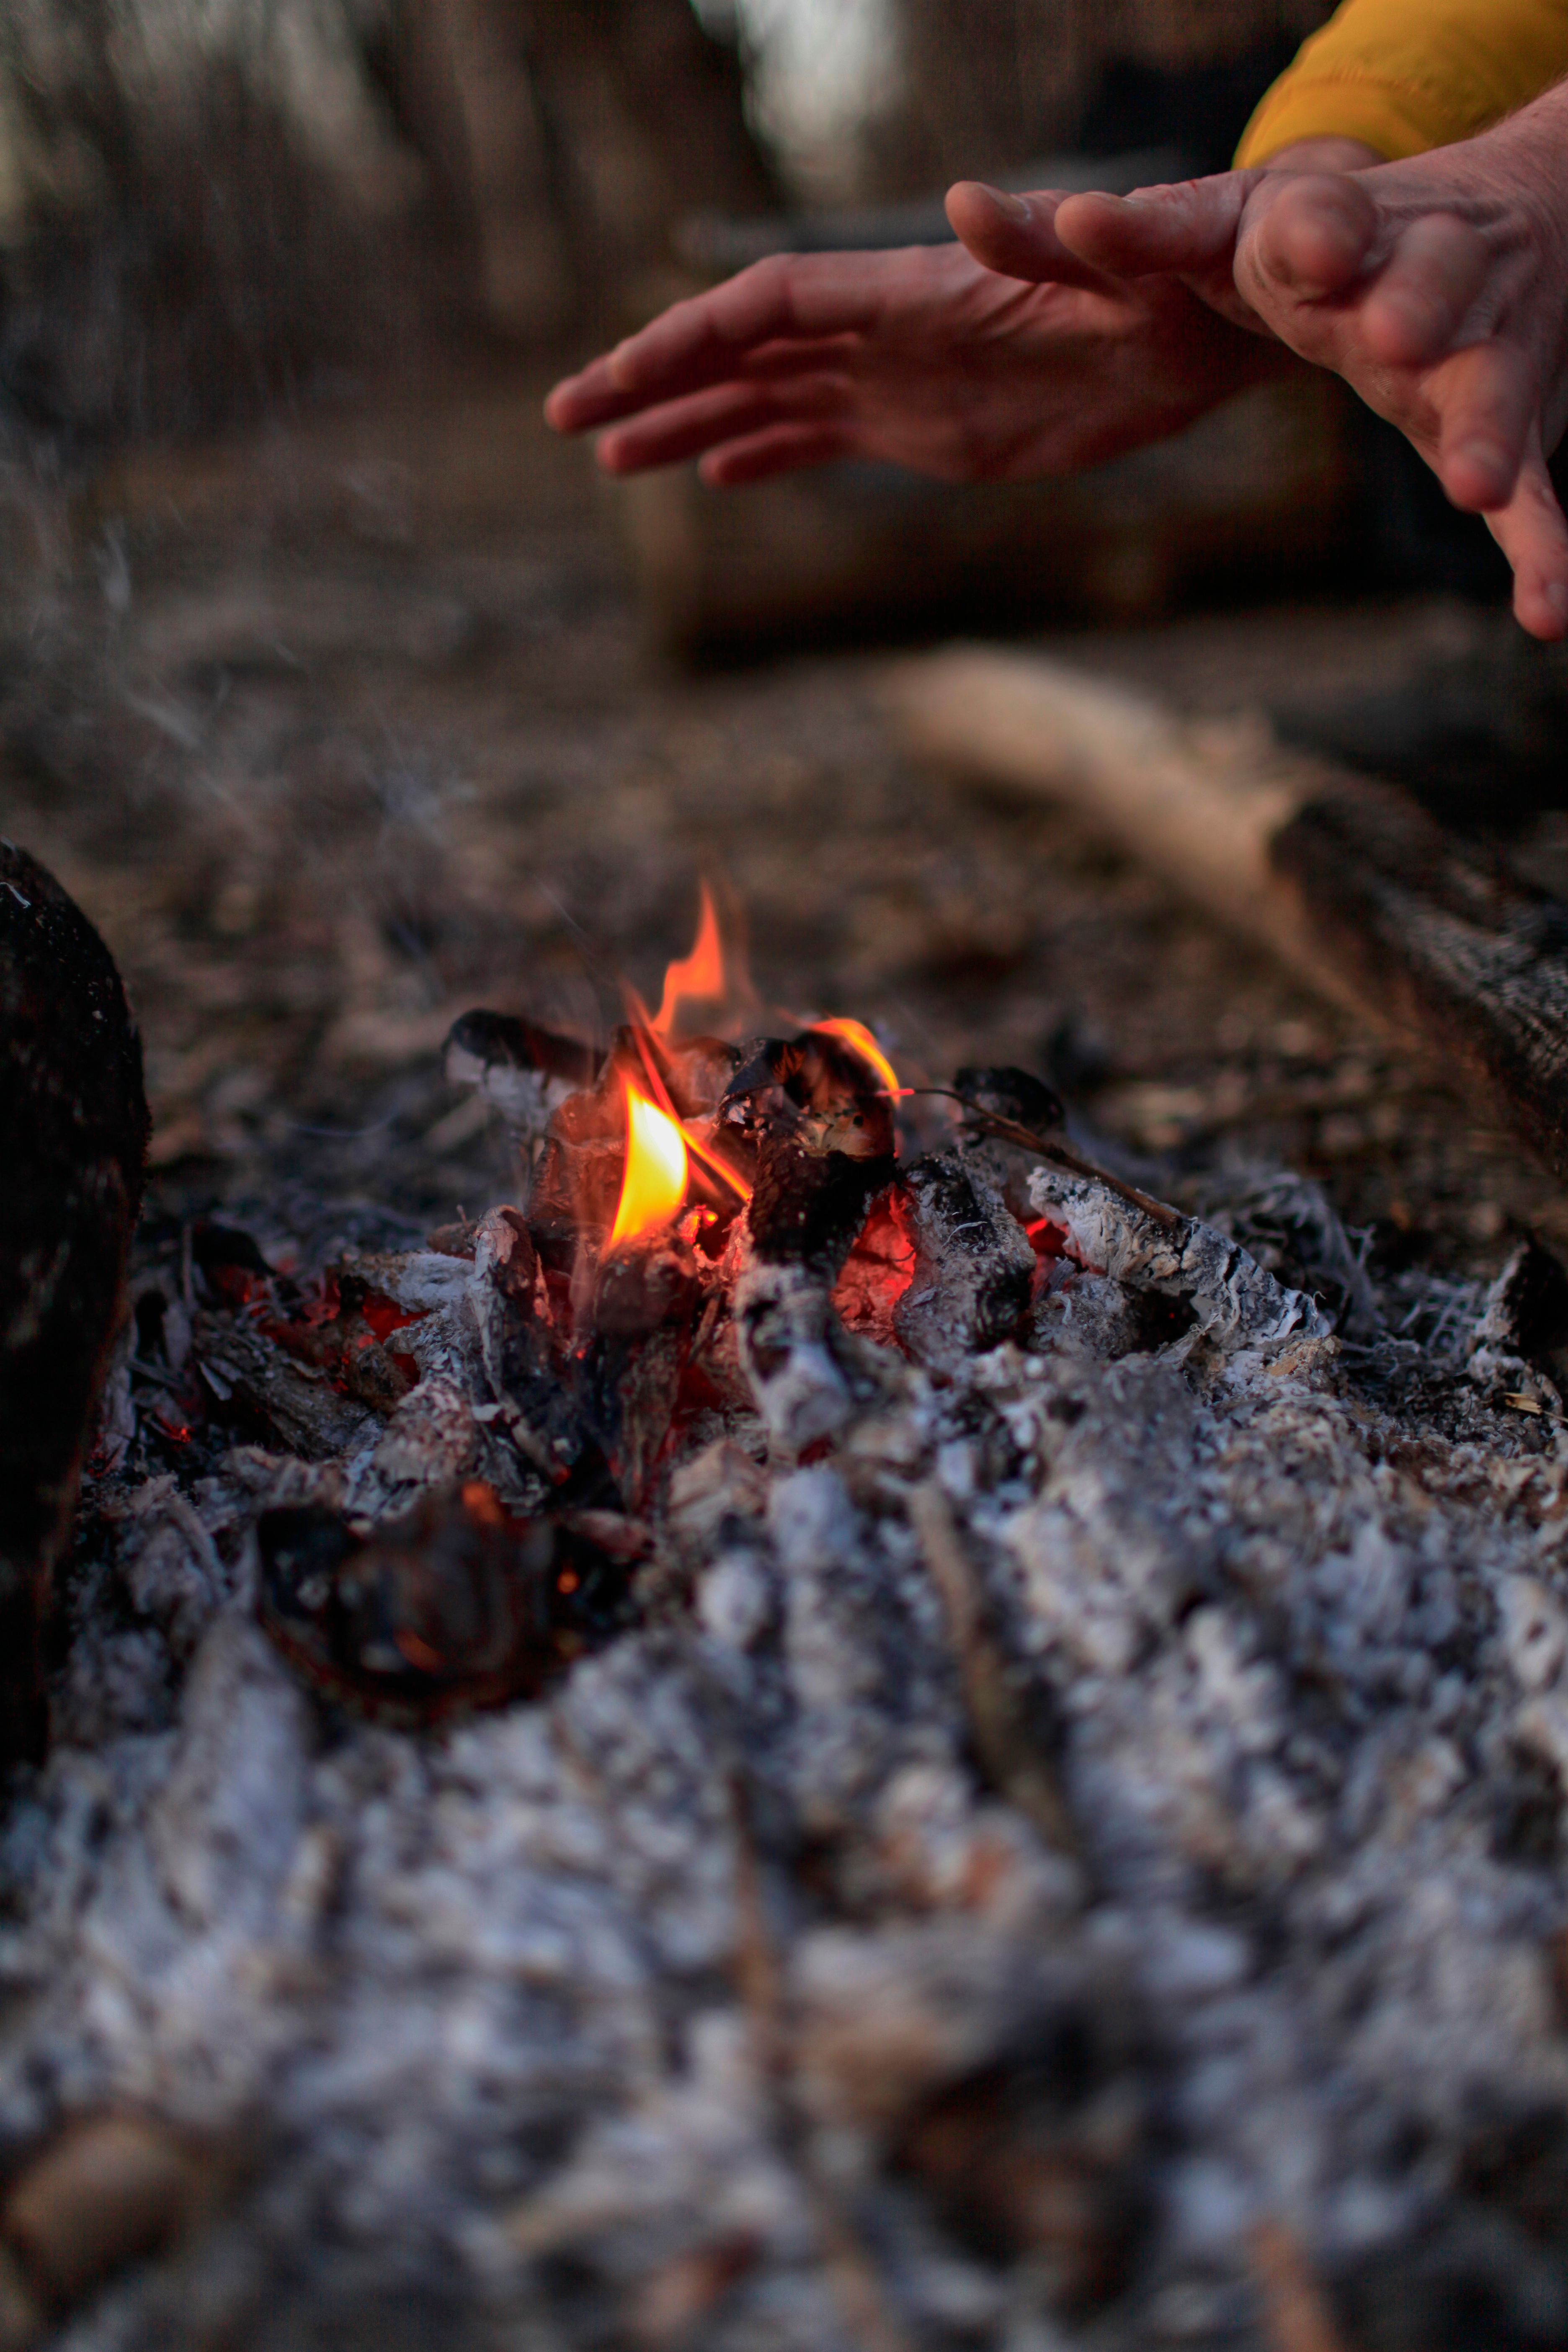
1546, 581, 1568, 619
976, 183, 1031, 223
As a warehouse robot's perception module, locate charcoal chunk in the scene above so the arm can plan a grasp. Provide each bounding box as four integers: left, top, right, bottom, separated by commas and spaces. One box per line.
443, 1009, 599, 1142
748, 1142, 894, 1278
1, 841, 149, 1762
953, 1065, 1065, 1138
894, 1151, 1035, 1374
256, 1487, 636, 1722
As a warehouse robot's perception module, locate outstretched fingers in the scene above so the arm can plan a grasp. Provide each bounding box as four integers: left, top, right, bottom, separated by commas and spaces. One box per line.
1481, 429, 1568, 638
1052, 176, 1251, 277
944, 182, 1118, 290
593, 375, 850, 475
547, 253, 907, 434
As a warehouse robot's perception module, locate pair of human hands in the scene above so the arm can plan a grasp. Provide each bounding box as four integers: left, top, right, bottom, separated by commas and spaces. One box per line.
546, 100, 1568, 640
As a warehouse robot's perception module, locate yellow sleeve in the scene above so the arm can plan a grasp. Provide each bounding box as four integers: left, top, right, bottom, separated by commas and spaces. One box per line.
1235, 0, 1568, 164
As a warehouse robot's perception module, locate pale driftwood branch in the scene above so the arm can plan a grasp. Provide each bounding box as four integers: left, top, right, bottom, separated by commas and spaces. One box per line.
882, 645, 1568, 1181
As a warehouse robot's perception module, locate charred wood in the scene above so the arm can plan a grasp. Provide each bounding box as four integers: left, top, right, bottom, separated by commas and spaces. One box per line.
468, 1208, 591, 1485
1, 842, 148, 1764
1029, 1167, 1332, 1361
255, 1483, 636, 1724
893, 1152, 1035, 1375
443, 1010, 600, 1146
189, 1313, 383, 1463
748, 1142, 895, 1282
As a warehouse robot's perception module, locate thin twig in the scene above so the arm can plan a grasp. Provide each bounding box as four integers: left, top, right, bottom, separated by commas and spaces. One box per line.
1250, 2221, 1349, 2352
912, 1090, 1181, 1230
910, 1484, 1079, 1861
726, 1771, 919, 2352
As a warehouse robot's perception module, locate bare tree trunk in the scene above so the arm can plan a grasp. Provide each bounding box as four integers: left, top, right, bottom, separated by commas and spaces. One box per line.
395, 0, 779, 338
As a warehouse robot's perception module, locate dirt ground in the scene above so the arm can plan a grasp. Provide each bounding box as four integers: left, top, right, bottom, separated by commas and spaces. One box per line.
6, 353, 1568, 1276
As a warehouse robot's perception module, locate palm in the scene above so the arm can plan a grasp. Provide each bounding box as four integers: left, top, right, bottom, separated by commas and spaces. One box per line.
545, 243, 1273, 488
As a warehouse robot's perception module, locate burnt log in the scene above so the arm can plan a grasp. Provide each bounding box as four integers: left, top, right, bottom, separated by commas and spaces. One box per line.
443, 1010, 600, 1146
256, 1484, 636, 1724
1269, 779, 1568, 1181
188, 1313, 384, 1462
1, 843, 149, 1764
893, 1152, 1036, 1375
890, 646, 1568, 1183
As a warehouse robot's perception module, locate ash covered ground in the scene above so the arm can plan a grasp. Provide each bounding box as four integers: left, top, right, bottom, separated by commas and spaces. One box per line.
8, 364, 1568, 2349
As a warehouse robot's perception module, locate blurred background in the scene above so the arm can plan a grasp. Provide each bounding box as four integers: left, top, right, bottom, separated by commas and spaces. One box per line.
0, 0, 1523, 644
5, 0, 1568, 1272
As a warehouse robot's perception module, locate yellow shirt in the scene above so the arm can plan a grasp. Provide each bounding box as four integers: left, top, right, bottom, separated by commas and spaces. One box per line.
1235, 0, 1568, 163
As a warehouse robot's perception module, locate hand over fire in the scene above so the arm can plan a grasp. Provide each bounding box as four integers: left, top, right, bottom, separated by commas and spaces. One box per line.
1001, 103, 1568, 642
547, 86, 1568, 641
543, 238, 1282, 488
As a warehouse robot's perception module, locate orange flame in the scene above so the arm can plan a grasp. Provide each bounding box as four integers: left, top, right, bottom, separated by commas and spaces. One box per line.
609, 1081, 689, 1247
811, 1018, 899, 1098
654, 883, 726, 1039
624, 1018, 753, 1207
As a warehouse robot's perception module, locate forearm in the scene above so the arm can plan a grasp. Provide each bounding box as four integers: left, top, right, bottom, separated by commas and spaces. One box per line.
1236, 0, 1568, 165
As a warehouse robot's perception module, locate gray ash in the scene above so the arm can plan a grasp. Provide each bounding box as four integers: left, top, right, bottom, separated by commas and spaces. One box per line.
11, 957, 1568, 2352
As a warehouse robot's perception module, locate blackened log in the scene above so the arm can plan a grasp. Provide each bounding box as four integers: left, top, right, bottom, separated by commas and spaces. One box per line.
443, 1010, 600, 1142
1270, 781, 1568, 1179
188, 1312, 384, 1462
469, 1209, 592, 1483
748, 1143, 894, 1281
255, 1486, 636, 1723
1, 843, 149, 1763
593, 1237, 699, 1337
893, 1152, 1035, 1375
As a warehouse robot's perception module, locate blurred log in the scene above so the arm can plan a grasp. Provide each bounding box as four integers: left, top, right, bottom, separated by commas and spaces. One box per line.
675, 145, 1184, 272
885, 646, 1568, 1181
618, 372, 1357, 661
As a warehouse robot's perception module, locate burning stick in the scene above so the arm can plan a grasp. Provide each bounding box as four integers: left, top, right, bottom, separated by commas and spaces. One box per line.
945, 1093, 1181, 1232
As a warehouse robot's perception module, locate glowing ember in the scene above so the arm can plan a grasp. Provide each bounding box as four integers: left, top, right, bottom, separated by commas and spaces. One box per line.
609, 1082, 689, 1247
810, 1018, 899, 1099
654, 883, 727, 1038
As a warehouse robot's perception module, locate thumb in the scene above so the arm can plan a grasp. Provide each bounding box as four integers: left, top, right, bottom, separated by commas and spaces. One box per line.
945, 182, 1121, 292
1052, 173, 1255, 278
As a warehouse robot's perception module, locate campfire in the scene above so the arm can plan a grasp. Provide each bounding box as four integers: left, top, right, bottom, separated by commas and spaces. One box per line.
13, 851, 1568, 2351
206, 884, 1100, 1720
